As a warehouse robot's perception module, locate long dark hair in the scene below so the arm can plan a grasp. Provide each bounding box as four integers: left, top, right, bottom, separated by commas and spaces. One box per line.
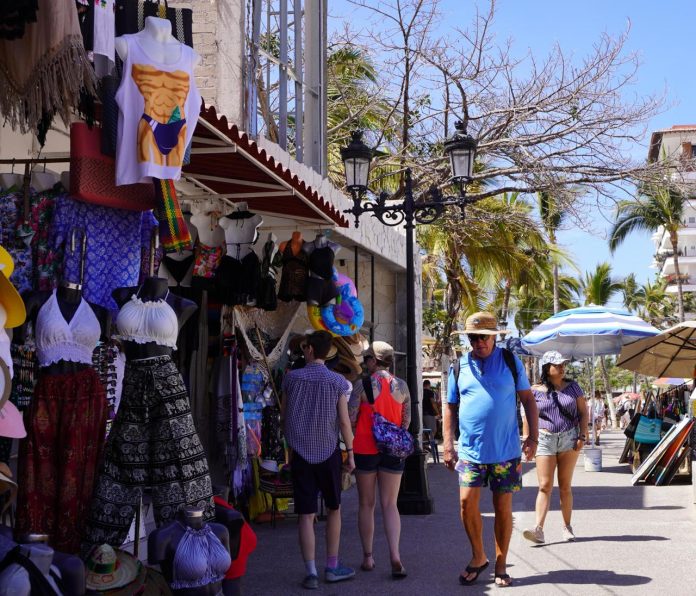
540, 363, 573, 393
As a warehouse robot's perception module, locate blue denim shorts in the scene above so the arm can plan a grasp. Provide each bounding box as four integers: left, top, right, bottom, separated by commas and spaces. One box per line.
537, 428, 579, 456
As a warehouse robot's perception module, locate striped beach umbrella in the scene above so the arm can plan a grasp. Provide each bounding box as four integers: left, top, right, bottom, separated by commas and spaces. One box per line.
521, 305, 659, 359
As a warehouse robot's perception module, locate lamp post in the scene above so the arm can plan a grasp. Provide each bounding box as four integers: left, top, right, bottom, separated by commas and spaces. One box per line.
341, 122, 477, 515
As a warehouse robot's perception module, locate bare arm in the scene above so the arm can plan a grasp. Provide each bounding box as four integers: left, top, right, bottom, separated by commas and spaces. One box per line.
442, 402, 459, 471
338, 395, 355, 473
518, 389, 538, 461
575, 395, 589, 450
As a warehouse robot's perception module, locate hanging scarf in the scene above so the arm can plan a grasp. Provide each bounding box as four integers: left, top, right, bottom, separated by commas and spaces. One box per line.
153, 178, 191, 253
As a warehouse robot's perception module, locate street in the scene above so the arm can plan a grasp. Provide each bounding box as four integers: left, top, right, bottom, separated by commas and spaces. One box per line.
242, 430, 696, 595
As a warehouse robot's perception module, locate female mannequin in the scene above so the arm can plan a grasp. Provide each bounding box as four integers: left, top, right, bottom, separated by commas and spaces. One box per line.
303, 233, 341, 306
277, 231, 308, 302
0, 543, 68, 595
214, 203, 263, 306
14, 238, 110, 554
159, 213, 198, 288
148, 507, 231, 596
190, 208, 225, 289
81, 275, 214, 555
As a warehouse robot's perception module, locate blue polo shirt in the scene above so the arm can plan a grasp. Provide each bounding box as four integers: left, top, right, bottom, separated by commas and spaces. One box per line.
447, 347, 530, 464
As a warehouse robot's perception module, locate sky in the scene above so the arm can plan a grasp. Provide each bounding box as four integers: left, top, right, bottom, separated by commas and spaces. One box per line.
328, 0, 696, 305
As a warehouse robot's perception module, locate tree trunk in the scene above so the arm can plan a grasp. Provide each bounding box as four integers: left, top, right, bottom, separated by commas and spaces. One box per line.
599, 356, 617, 429
671, 232, 685, 322
501, 279, 511, 322
552, 262, 560, 314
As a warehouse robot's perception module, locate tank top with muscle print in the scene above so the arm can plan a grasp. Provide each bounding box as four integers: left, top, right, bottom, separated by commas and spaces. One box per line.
115, 33, 201, 185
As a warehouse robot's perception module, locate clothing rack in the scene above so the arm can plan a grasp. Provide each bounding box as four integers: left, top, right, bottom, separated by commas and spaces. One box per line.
0, 156, 70, 165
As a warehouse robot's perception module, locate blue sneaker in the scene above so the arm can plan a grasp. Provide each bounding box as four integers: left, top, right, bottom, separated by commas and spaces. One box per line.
325, 564, 356, 583
302, 574, 319, 589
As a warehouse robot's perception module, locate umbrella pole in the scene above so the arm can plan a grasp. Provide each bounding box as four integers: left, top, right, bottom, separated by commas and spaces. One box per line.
591, 336, 597, 446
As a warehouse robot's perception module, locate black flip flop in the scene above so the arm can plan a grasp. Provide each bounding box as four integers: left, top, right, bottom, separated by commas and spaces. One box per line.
459, 561, 489, 585
494, 573, 513, 587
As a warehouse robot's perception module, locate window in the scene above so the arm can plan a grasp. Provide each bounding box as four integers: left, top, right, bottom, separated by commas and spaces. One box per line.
689, 217, 695, 224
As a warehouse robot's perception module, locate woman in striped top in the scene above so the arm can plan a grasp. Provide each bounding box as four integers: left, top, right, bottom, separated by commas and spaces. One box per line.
522, 351, 588, 545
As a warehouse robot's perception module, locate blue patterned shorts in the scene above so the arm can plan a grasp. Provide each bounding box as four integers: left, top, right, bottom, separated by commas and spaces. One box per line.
456, 457, 522, 493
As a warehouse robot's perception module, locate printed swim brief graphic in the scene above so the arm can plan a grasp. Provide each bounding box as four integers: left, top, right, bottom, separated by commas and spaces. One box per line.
456, 457, 522, 493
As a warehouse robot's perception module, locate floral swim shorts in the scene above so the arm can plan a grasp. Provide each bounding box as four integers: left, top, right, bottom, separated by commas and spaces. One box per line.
456, 457, 522, 493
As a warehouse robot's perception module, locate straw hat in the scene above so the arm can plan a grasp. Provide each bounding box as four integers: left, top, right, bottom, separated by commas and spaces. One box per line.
85, 544, 142, 591
463, 312, 508, 335
332, 337, 363, 376
0, 247, 25, 328
344, 332, 369, 360
363, 341, 394, 363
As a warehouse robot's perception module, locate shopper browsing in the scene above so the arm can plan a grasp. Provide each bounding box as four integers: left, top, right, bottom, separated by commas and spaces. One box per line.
523, 351, 588, 545
282, 331, 356, 590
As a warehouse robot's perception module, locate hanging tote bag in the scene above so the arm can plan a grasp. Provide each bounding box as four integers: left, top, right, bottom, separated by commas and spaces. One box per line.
632, 415, 662, 444
70, 123, 156, 211
361, 377, 414, 459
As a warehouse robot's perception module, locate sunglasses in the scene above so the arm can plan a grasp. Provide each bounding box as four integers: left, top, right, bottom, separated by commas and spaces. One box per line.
467, 334, 492, 343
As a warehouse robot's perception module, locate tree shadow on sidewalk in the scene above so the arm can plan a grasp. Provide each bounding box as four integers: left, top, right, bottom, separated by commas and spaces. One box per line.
514, 569, 651, 587
533, 534, 669, 547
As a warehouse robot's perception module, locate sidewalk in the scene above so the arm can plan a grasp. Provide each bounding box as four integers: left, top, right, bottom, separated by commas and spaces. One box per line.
241, 430, 696, 595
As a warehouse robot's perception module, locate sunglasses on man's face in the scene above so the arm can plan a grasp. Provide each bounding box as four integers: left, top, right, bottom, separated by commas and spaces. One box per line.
468, 334, 492, 343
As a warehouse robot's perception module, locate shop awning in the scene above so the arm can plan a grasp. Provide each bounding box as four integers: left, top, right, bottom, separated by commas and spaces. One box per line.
182, 104, 348, 227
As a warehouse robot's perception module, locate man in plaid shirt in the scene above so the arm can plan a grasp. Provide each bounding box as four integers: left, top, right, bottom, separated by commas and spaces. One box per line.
282, 330, 356, 589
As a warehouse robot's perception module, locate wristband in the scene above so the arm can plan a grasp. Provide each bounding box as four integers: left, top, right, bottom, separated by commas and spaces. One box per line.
528, 437, 538, 444
346, 448, 353, 452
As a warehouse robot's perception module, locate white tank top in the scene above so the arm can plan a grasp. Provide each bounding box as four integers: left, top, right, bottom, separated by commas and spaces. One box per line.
115, 33, 201, 185
35, 291, 101, 367
115, 292, 179, 349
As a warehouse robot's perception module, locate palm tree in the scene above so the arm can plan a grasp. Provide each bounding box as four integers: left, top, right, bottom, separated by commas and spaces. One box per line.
538, 191, 568, 313
609, 186, 688, 321
579, 263, 622, 427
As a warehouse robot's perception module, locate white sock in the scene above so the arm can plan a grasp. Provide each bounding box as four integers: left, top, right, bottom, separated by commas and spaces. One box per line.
305, 560, 317, 576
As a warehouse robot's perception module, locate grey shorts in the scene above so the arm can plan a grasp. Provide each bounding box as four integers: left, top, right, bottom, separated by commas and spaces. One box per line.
537, 428, 579, 457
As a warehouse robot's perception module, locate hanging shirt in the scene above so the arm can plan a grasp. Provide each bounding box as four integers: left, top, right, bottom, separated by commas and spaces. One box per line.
115, 33, 201, 185
93, 0, 116, 78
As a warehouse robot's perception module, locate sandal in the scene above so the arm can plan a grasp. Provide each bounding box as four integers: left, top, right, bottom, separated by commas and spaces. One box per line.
360, 553, 374, 572
494, 573, 513, 587
458, 560, 489, 585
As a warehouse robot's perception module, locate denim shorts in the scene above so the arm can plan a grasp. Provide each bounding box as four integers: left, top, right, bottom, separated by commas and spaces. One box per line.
537, 428, 579, 456
354, 452, 405, 474
456, 457, 522, 493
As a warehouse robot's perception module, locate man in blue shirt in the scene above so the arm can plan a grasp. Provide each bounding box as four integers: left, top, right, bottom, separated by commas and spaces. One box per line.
443, 312, 539, 588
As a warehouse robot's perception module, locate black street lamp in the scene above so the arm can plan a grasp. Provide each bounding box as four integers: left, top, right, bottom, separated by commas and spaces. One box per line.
341, 123, 477, 515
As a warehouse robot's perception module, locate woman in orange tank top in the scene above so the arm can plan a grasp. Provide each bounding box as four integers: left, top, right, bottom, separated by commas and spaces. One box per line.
351, 341, 411, 579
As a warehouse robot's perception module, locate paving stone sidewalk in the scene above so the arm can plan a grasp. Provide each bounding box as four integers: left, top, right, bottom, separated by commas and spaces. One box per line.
241, 430, 696, 595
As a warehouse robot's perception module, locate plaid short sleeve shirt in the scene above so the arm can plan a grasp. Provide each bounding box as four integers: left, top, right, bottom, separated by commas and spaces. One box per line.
282, 362, 352, 464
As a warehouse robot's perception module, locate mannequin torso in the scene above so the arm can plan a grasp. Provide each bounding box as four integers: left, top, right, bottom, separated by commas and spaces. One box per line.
115, 17, 197, 66
303, 234, 340, 279
219, 205, 263, 260
159, 214, 198, 288
113, 277, 197, 360
17, 286, 110, 375
148, 509, 230, 596
278, 231, 303, 256
190, 212, 225, 247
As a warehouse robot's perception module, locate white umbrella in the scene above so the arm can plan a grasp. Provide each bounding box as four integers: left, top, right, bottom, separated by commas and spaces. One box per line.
522, 305, 659, 444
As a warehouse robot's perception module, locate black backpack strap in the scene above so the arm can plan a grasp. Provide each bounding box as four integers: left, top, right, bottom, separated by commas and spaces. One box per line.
501, 348, 518, 392
362, 375, 375, 405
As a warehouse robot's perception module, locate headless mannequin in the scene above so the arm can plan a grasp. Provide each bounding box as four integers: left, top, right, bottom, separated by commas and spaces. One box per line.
0, 171, 23, 190
219, 203, 263, 260
278, 231, 303, 256
303, 234, 340, 306
190, 210, 225, 247
113, 276, 197, 360
115, 17, 201, 67
0, 543, 69, 596
148, 508, 230, 596
159, 212, 198, 287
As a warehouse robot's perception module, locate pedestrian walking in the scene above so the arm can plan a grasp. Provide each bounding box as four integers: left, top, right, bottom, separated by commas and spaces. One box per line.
590, 390, 605, 444
349, 341, 410, 579
443, 312, 538, 588
522, 351, 588, 545
422, 379, 440, 439
281, 330, 356, 590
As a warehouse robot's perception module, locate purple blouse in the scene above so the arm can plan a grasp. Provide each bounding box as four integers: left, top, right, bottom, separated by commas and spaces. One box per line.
534, 381, 584, 433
